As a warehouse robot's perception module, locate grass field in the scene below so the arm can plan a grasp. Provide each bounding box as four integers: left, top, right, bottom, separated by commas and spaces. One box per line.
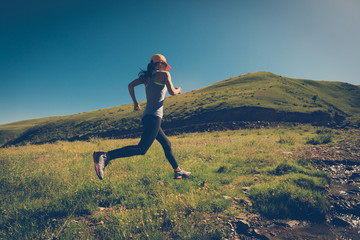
0, 125, 334, 239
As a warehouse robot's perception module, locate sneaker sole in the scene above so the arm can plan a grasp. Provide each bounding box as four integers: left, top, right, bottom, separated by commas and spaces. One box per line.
174, 173, 191, 179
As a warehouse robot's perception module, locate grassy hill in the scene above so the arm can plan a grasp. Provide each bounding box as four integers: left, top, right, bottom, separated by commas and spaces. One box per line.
1, 71, 360, 146
0, 116, 63, 146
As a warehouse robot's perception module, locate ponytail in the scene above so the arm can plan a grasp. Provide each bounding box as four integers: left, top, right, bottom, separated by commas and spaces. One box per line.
138, 61, 155, 79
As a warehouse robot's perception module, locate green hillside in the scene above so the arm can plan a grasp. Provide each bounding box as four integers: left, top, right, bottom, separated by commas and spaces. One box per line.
1, 72, 360, 146
162, 71, 359, 124
0, 116, 63, 146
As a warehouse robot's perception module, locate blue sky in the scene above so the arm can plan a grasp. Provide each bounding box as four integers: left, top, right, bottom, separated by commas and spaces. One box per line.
1, 0, 359, 125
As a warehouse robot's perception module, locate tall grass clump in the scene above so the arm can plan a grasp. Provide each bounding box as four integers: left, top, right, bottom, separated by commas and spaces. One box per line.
249, 161, 329, 221
248, 179, 328, 220
268, 161, 329, 180
278, 135, 295, 145
306, 128, 334, 145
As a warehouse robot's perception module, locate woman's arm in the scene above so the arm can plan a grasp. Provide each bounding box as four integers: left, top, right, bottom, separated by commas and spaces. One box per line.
164, 72, 181, 95
128, 77, 145, 111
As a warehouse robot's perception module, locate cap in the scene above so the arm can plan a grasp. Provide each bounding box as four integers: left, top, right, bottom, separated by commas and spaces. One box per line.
151, 54, 171, 71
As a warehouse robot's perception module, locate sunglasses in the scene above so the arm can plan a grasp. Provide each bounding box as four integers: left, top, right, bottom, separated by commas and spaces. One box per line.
154, 61, 167, 66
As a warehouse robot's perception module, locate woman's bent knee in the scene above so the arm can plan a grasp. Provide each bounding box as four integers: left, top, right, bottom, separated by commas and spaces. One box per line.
138, 146, 148, 155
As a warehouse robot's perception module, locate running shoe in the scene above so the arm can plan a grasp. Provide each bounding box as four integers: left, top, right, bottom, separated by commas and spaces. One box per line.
93, 151, 108, 180
174, 168, 191, 179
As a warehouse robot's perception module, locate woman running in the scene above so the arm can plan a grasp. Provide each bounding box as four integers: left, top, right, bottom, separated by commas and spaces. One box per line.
93, 54, 191, 180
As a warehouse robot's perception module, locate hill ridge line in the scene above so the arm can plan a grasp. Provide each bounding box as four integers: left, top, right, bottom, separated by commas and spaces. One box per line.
1, 71, 360, 146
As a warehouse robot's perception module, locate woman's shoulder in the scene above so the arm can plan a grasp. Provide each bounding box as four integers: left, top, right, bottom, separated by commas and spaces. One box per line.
138, 75, 147, 82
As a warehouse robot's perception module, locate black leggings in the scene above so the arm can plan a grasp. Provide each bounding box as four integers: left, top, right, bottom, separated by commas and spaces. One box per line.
107, 115, 178, 170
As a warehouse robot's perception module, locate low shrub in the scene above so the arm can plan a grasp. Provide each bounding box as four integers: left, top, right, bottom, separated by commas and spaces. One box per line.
278, 136, 295, 145
248, 179, 328, 221
251, 161, 330, 221
269, 162, 305, 175
306, 130, 333, 145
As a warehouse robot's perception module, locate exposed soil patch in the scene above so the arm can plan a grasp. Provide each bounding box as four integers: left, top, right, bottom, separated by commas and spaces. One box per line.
302, 132, 360, 230
225, 129, 360, 240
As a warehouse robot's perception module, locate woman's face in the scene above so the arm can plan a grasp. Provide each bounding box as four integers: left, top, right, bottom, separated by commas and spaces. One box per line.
155, 62, 167, 71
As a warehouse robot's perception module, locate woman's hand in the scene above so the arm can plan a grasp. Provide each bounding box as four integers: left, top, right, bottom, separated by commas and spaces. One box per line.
134, 103, 141, 111
175, 87, 182, 94
128, 77, 145, 111
164, 72, 181, 96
